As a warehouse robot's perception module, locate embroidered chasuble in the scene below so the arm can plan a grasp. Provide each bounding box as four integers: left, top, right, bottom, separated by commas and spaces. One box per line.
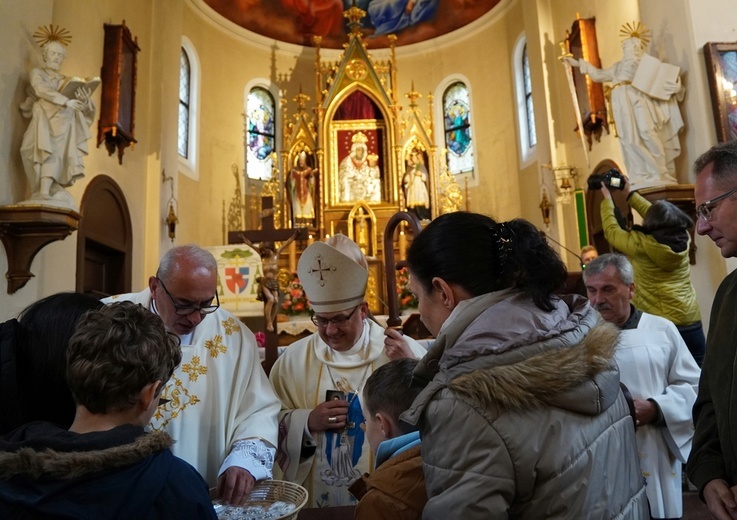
270, 319, 426, 507
105, 289, 281, 486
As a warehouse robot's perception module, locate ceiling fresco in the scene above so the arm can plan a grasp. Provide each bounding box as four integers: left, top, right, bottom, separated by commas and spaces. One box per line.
203, 0, 503, 49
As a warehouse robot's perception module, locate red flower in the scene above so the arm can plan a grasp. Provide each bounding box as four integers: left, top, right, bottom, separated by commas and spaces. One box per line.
254, 332, 266, 348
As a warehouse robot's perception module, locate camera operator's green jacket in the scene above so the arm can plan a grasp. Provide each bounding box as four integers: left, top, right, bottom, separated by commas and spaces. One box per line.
600, 193, 701, 327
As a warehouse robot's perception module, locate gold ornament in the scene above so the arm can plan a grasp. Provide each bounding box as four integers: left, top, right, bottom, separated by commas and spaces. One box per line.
619, 21, 651, 47
351, 131, 368, 144
33, 24, 72, 47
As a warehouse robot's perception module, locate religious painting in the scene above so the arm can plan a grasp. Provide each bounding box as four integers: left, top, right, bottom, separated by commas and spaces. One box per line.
704, 42, 737, 142
245, 87, 276, 180
331, 123, 387, 205
201, 0, 503, 49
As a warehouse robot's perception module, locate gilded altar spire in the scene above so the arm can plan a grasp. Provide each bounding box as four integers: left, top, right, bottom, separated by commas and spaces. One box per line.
344, 0, 367, 36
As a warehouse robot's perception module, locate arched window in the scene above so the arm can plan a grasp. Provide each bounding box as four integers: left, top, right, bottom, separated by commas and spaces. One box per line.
177, 48, 190, 158
178, 38, 200, 178
246, 87, 276, 180
442, 82, 474, 176
514, 35, 537, 163
522, 44, 537, 148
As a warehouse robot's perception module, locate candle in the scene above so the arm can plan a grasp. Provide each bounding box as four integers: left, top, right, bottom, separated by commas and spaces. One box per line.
307, 234, 314, 246
288, 240, 297, 272
398, 230, 407, 261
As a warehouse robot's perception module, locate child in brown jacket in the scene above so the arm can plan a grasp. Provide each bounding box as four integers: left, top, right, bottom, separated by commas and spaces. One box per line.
349, 358, 427, 519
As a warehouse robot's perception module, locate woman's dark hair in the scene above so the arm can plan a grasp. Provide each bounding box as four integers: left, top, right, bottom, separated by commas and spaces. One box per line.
407, 212, 567, 311
11, 292, 103, 431
641, 200, 693, 231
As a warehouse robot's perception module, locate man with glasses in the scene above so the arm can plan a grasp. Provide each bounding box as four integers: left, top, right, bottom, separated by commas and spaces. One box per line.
687, 140, 737, 519
105, 245, 280, 506
269, 235, 426, 508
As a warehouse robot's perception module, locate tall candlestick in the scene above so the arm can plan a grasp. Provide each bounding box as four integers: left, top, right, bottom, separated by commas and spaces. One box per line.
307, 234, 314, 246
398, 230, 407, 261
288, 240, 297, 272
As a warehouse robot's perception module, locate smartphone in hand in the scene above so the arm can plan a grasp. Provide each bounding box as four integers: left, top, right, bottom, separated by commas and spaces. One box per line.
325, 390, 346, 402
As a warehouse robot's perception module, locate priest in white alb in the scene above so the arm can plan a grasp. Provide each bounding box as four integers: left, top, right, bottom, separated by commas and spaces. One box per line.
269, 235, 426, 507
104, 244, 280, 505
583, 253, 699, 519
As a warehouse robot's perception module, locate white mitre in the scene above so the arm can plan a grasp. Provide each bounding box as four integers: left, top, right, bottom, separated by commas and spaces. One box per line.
298, 234, 369, 313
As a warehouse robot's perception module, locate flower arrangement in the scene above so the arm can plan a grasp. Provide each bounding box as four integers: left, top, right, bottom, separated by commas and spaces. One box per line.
254, 331, 266, 348
396, 267, 418, 311
280, 274, 312, 316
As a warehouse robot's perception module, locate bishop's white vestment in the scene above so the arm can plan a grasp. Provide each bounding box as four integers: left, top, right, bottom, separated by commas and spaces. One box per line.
617, 311, 700, 519
105, 289, 281, 486
269, 319, 426, 507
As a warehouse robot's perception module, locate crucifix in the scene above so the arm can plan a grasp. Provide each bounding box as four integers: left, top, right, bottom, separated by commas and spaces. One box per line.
228, 196, 307, 372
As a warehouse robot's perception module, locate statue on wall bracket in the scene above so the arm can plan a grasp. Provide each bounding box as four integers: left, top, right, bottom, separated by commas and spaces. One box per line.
19, 25, 99, 210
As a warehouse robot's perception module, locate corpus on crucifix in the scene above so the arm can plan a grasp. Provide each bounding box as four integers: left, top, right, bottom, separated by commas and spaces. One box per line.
229, 196, 304, 368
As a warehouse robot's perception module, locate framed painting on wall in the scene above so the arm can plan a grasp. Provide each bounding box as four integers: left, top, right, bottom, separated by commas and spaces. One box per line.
704, 42, 737, 142
330, 121, 387, 206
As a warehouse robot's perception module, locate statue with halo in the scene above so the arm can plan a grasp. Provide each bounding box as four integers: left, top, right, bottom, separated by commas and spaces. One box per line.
564, 22, 685, 188
19, 25, 99, 209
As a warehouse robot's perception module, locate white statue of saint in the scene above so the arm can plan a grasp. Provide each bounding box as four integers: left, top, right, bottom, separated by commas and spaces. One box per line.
338, 132, 381, 203
19, 26, 97, 209
403, 147, 431, 220
564, 22, 684, 188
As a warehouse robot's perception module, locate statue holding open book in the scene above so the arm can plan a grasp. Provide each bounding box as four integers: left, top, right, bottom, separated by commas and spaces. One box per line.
19, 25, 99, 208
564, 22, 684, 188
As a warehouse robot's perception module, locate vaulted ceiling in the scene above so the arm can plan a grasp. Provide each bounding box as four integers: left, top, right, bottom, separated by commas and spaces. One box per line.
202, 0, 503, 49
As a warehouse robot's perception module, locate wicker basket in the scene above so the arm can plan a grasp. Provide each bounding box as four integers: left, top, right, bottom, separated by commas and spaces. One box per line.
212, 480, 308, 520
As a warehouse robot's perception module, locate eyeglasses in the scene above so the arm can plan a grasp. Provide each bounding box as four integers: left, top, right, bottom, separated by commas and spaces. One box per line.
156, 277, 220, 316
696, 186, 737, 221
310, 305, 360, 328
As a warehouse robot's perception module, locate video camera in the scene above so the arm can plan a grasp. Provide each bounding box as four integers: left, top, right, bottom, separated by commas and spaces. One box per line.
587, 168, 625, 191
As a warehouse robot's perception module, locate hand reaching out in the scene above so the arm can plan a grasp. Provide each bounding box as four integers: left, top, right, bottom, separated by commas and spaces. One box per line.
216, 467, 255, 506
384, 328, 419, 360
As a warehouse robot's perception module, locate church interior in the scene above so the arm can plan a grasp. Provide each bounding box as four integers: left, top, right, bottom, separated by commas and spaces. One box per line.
1, 0, 735, 348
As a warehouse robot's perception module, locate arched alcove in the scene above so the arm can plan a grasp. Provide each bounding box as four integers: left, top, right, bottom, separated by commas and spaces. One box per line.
75, 175, 133, 296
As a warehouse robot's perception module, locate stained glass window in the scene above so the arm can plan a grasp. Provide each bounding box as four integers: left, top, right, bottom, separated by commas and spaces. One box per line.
178, 48, 190, 158
246, 87, 276, 180
523, 44, 537, 148
442, 82, 474, 175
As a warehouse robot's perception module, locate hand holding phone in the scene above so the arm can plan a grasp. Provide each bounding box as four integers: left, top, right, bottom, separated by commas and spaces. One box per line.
325, 390, 346, 402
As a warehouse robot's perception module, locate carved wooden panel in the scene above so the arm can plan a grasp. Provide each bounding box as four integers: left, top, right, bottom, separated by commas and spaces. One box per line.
566, 17, 608, 148
98, 21, 140, 164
